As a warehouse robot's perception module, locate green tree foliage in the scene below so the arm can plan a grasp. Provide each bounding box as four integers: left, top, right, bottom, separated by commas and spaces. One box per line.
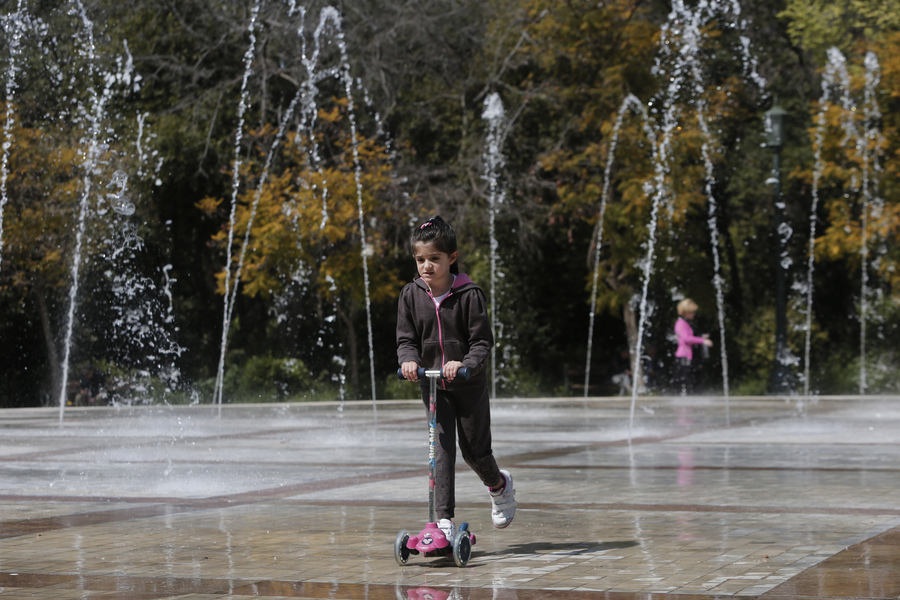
3, 0, 900, 405
0, 4, 160, 405
470, 0, 665, 393
488, 0, 788, 392
794, 41, 900, 391
780, 0, 900, 60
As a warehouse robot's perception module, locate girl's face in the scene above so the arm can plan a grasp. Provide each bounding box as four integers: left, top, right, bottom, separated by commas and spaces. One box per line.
413, 242, 458, 292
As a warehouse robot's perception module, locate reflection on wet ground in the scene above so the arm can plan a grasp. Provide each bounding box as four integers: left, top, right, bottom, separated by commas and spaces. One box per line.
1, 395, 899, 599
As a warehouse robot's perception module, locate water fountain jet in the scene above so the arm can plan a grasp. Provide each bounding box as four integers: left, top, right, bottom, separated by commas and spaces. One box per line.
0, 0, 26, 277
617, 0, 765, 431
213, 5, 381, 411
482, 92, 507, 399
802, 48, 884, 397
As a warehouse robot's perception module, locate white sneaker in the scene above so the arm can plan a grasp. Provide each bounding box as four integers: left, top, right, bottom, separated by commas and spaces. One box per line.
489, 470, 517, 528
438, 518, 456, 541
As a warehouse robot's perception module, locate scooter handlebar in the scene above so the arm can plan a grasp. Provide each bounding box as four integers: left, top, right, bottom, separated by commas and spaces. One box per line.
396, 366, 471, 381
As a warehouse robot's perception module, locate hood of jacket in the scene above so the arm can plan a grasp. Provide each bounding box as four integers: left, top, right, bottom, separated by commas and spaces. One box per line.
396, 273, 493, 385
410, 273, 475, 294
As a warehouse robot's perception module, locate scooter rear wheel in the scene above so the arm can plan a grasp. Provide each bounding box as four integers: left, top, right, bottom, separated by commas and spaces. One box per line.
394, 530, 411, 565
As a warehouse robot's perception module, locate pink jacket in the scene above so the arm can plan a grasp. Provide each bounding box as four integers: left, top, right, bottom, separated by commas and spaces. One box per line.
675, 317, 706, 360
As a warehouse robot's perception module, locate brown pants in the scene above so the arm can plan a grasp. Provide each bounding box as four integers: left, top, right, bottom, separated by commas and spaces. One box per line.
421, 380, 501, 520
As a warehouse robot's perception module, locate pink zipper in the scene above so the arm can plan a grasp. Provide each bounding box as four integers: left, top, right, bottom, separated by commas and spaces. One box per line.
428, 288, 454, 389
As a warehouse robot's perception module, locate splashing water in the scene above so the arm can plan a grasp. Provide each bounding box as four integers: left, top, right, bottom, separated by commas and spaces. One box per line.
858, 52, 883, 395
584, 94, 656, 397
329, 7, 379, 409
96, 166, 183, 402
292, 5, 332, 232
627, 0, 765, 432
803, 83, 828, 397
58, 0, 125, 421
482, 93, 506, 398
628, 8, 696, 428
217, 4, 315, 410
0, 0, 27, 276
214, 5, 379, 410
214, 0, 261, 409
285, 5, 345, 408
107, 169, 135, 216
100, 218, 185, 404
686, 44, 732, 410
333, 354, 347, 412
629, 157, 666, 433
802, 48, 883, 396
43, 1, 152, 420
317, 6, 380, 409
134, 111, 162, 183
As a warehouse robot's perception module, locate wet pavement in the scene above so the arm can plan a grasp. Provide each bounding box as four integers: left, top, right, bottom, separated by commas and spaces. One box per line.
1, 394, 900, 599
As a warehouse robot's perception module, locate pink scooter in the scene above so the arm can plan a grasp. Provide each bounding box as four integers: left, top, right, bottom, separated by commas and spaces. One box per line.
394, 367, 475, 567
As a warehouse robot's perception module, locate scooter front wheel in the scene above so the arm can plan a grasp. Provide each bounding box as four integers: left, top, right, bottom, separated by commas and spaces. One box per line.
394, 530, 411, 565
452, 531, 472, 567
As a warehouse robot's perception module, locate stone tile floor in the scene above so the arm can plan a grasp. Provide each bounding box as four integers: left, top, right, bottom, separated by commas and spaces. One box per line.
1, 394, 899, 599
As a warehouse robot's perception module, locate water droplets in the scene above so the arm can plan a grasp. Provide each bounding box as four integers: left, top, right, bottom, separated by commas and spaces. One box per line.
106, 169, 135, 216
0, 1, 28, 277
802, 48, 884, 396
481, 92, 508, 397
616, 0, 757, 427
210, 4, 383, 409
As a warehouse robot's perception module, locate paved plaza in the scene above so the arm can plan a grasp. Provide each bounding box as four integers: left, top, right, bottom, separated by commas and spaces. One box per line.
1, 394, 899, 599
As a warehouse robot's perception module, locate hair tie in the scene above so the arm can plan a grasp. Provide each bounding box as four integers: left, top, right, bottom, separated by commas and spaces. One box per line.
419, 221, 433, 229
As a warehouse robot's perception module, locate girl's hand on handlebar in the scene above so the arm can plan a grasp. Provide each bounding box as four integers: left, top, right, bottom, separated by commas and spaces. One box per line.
401, 362, 420, 382
443, 361, 464, 382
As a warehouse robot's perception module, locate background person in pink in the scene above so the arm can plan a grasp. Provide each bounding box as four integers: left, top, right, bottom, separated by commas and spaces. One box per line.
673, 298, 714, 395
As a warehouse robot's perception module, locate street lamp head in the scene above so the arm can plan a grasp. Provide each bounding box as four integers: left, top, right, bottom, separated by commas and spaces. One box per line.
765, 102, 788, 148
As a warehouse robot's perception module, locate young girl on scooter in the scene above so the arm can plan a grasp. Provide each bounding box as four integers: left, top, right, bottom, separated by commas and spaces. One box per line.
397, 216, 517, 540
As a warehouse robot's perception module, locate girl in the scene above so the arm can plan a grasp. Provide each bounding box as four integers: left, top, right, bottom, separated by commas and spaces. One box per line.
673, 298, 713, 395
396, 216, 516, 540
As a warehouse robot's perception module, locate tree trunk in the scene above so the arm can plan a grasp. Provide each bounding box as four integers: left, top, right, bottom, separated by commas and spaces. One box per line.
605, 265, 641, 391
339, 304, 360, 399
622, 298, 644, 390
33, 282, 62, 406
622, 299, 637, 359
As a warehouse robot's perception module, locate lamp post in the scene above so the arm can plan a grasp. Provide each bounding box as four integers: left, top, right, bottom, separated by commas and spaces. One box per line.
765, 101, 793, 393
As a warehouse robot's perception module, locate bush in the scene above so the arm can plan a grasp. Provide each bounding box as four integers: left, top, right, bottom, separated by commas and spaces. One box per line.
68, 359, 188, 406
730, 377, 767, 396
382, 373, 420, 400
221, 354, 316, 402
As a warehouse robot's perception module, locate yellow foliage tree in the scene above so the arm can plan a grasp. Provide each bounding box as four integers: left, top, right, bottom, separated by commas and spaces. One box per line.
515, 0, 755, 361
199, 100, 400, 394
1, 114, 80, 400
808, 48, 900, 298
1, 107, 152, 401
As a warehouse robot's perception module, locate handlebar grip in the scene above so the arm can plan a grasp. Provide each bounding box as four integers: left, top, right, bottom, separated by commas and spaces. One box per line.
397, 367, 428, 380
396, 366, 472, 381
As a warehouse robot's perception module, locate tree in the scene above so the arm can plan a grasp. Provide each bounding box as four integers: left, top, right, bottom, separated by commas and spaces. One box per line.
0, 3, 159, 406
780, 0, 900, 62
198, 96, 401, 398
487, 0, 786, 393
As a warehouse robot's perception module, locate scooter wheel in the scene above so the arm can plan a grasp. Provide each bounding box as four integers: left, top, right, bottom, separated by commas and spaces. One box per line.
394, 530, 411, 565
452, 531, 472, 567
